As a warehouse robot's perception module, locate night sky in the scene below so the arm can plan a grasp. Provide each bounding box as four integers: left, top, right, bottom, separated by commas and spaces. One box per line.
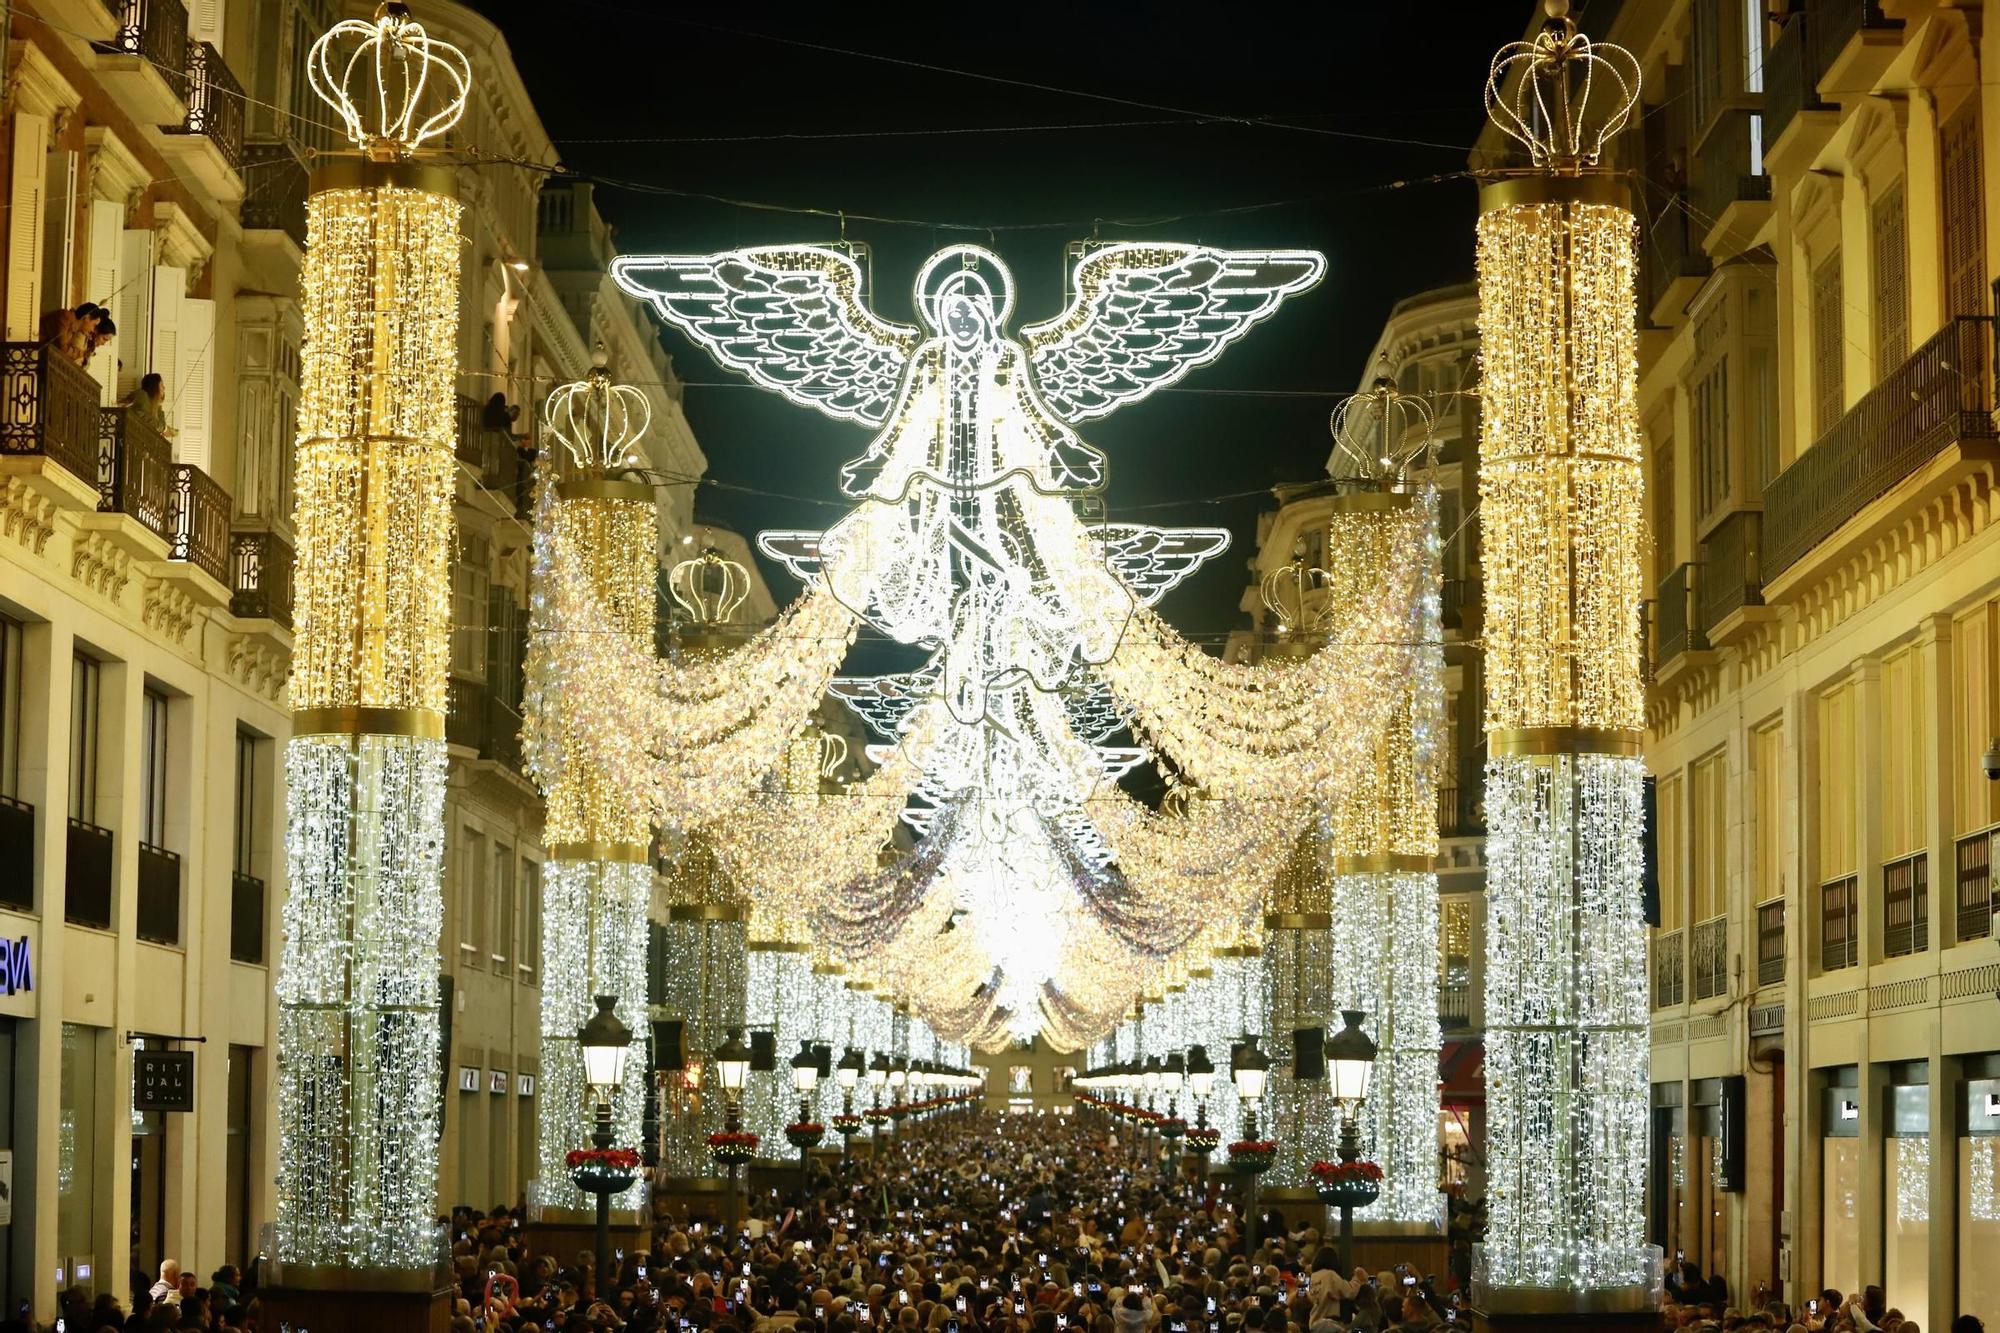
471, 1, 1537, 655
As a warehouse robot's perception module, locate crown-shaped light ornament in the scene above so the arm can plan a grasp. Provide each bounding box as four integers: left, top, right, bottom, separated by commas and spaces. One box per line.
1484, 0, 1641, 172
670, 548, 751, 626
1260, 544, 1334, 640
544, 349, 653, 473
308, 2, 472, 161
1330, 356, 1438, 487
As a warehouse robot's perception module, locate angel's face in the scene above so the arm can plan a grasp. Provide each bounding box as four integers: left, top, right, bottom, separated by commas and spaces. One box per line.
945, 294, 987, 347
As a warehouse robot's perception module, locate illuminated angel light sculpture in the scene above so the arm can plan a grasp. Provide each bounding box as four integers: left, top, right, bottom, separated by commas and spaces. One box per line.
596, 240, 1378, 1044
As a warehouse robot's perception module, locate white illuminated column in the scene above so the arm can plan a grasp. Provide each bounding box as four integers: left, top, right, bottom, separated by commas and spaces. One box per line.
273, 0, 470, 1288
1475, 3, 1650, 1307
527, 358, 658, 1214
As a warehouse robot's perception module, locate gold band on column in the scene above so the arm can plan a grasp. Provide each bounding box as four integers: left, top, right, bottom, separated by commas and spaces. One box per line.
1329, 853, 1435, 876
291, 706, 445, 740
1262, 912, 1334, 930
545, 840, 652, 864
1489, 725, 1643, 758
667, 903, 746, 922
557, 477, 656, 503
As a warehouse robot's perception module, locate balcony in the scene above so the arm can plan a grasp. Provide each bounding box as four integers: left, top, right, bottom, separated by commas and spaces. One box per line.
1646, 199, 1710, 325
231, 871, 266, 964
95, 0, 190, 125
160, 41, 246, 201
1882, 853, 1929, 958
1654, 562, 1707, 668
445, 676, 528, 778
229, 529, 294, 629
96, 404, 174, 547
1957, 831, 1994, 943
1694, 111, 1771, 258
1820, 875, 1858, 972
241, 140, 310, 252
456, 393, 528, 517
136, 841, 181, 945
1807, 0, 1903, 94
1439, 982, 1471, 1030
0, 794, 32, 911
1653, 929, 1685, 1009
1, 343, 105, 506
1699, 509, 1763, 636
1764, 11, 1831, 152
1755, 897, 1786, 988
167, 463, 231, 586
1764, 316, 1996, 581
65, 817, 114, 929
1440, 577, 1477, 632
1691, 914, 1728, 1001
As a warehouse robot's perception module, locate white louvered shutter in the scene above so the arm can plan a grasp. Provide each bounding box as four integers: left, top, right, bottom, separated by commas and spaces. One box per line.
86, 201, 124, 404
44, 149, 77, 318
115, 230, 155, 398
187, 0, 225, 44
5, 112, 49, 341
150, 265, 185, 431
176, 296, 215, 470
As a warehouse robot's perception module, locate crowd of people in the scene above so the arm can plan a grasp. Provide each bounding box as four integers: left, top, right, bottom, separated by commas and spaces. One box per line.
19, 1110, 1993, 1333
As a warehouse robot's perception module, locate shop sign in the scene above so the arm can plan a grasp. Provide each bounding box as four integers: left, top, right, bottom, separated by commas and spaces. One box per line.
0, 935, 29, 994
135, 1050, 195, 1113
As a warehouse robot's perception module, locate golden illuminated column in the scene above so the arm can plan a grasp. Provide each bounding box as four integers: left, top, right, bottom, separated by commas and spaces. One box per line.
1260, 827, 1335, 1191
527, 358, 658, 1213
1321, 483, 1443, 1228
1473, 3, 1651, 1309
273, 2, 470, 1282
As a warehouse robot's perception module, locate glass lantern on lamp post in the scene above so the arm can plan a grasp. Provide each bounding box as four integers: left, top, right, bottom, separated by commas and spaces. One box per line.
1322, 1010, 1380, 1273
1184, 1045, 1219, 1158
572, 996, 633, 1299
711, 1027, 753, 1231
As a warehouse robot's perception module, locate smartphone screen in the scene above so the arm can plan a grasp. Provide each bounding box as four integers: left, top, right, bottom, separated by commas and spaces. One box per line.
957, 1297, 968, 1312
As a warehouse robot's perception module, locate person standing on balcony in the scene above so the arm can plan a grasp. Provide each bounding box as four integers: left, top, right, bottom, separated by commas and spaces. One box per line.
125, 372, 175, 439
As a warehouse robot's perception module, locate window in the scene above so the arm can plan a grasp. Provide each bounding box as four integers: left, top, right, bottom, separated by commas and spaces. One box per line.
231, 731, 265, 965
452, 534, 490, 681
70, 654, 100, 824
522, 859, 542, 982
1651, 413, 1677, 584
460, 828, 486, 962
1821, 876, 1858, 971
1956, 831, 1993, 942
1811, 251, 1845, 436
1756, 897, 1785, 987
1941, 99, 1986, 318
1741, 0, 1765, 92
1691, 750, 1728, 923
140, 688, 168, 848
1871, 181, 1909, 371
491, 842, 514, 970
0, 614, 21, 798
1882, 854, 1929, 957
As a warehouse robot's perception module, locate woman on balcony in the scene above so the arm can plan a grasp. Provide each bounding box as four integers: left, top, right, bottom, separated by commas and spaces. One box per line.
125, 372, 175, 439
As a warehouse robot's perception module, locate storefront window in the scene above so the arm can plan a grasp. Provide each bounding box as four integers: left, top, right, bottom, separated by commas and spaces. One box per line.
58, 1024, 100, 1287
1962, 1138, 2000, 1323
1822, 1136, 1859, 1298
1885, 1136, 1929, 1329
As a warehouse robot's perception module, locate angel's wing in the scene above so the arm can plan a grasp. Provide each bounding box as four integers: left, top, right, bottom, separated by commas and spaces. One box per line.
610, 246, 919, 427
1023, 244, 1326, 422
1089, 523, 1232, 605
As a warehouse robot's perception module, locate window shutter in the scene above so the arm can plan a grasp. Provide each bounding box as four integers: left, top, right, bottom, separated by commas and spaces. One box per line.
149, 265, 186, 429
1811, 251, 1844, 437
176, 296, 215, 470
115, 230, 155, 399
187, 0, 226, 44
1871, 182, 1909, 371
43, 148, 78, 319
85, 201, 124, 404
1941, 101, 1986, 318
5, 112, 49, 341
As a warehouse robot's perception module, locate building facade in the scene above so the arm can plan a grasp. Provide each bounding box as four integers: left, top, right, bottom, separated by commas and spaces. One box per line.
1479, 0, 2000, 1321
0, 0, 710, 1317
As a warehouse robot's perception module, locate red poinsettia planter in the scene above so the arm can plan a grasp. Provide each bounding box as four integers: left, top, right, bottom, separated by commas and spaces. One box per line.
1226, 1139, 1278, 1175
706, 1130, 759, 1165
1184, 1125, 1222, 1155
1310, 1159, 1383, 1208
567, 1146, 639, 1195
832, 1113, 864, 1137
784, 1121, 826, 1150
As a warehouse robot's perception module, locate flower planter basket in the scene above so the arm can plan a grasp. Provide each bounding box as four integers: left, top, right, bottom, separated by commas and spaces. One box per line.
1227, 1140, 1278, 1176
1309, 1160, 1383, 1208
833, 1114, 865, 1137
1160, 1117, 1187, 1140
706, 1132, 759, 1166
1184, 1126, 1222, 1155
785, 1123, 826, 1150
566, 1147, 639, 1196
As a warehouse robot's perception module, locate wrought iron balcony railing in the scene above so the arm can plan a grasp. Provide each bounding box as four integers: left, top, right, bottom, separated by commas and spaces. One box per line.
168, 40, 245, 169
1691, 914, 1728, 1001
1755, 897, 1786, 988
105, 0, 190, 102
168, 462, 231, 583
1653, 929, 1686, 1009
1700, 509, 1762, 629
1655, 562, 1706, 665
97, 405, 173, 541
241, 140, 309, 247
2, 342, 103, 488
229, 529, 295, 628
1765, 316, 1995, 578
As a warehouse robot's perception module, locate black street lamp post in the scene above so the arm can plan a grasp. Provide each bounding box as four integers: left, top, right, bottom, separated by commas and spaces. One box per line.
575, 995, 633, 1301
713, 1027, 752, 1232
1232, 1035, 1272, 1252
1326, 1009, 1380, 1274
